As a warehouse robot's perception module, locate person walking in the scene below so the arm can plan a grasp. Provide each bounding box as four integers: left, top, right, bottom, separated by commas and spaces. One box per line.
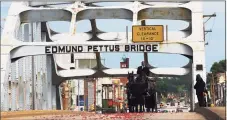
194, 74, 206, 107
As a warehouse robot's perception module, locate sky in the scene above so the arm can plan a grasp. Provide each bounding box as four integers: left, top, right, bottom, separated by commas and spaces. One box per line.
0, 1, 226, 72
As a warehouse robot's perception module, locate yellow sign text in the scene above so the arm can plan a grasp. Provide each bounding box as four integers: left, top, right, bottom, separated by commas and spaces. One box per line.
132, 25, 164, 42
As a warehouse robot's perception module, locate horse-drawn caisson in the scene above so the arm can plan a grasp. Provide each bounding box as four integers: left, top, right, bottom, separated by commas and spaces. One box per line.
126, 62, 157, 113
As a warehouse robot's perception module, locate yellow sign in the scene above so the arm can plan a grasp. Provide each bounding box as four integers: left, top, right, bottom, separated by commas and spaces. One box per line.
112, 79, 120, 85
132, 25, 164, 42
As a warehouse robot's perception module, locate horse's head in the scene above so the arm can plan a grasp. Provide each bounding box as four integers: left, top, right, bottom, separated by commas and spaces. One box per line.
127, 71, 134, 83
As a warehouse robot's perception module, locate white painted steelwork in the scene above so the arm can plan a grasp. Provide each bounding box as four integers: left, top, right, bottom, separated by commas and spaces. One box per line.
1, 1, 205, 112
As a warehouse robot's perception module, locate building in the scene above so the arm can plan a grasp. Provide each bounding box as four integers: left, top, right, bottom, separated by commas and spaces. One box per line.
215, 73, 226, 106
216, 73, 226, 84
65, 56, 107, 111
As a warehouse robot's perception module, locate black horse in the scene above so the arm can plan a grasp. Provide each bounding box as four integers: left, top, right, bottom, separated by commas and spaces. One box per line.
126, 71, 135, 112
144, 77, 157, 112
127, 71, 148, 113
126, 71, 157, 113
134, 72, 148, 112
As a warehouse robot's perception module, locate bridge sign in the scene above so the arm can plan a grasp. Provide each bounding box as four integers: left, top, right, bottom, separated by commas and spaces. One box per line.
44, 44, 159, 53
132, 25, 164, 42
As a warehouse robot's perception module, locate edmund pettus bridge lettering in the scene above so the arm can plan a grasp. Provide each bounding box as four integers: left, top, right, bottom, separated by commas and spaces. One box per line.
44, 44, 159, 53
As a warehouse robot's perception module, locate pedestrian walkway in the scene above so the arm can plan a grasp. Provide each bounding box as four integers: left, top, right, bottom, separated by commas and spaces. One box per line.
195, 107, 225, 120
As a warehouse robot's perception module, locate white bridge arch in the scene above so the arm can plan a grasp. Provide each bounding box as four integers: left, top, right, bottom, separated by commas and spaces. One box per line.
1, 1, 205, 112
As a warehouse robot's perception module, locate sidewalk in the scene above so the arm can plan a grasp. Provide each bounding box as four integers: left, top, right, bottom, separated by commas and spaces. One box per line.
195, 107, 225, 120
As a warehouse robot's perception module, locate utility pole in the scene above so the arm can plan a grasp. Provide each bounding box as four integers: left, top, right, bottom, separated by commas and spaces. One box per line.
203, 13, 216, 45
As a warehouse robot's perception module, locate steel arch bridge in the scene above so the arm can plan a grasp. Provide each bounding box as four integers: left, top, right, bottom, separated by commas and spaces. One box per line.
1, 1, 206, 112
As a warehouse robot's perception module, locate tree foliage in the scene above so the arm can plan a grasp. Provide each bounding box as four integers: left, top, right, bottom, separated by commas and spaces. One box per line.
210, 60, 226, 74
156, 77, 191, 97
209, 59, 226, 83
206, 73, 212, 87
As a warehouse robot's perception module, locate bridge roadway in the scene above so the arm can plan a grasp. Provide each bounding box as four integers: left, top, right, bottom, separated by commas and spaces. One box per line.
1, 107, 225, 120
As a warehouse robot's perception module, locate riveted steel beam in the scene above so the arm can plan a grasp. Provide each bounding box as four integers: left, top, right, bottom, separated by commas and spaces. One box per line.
1, 1, 205, 112
9, 43, 193, 61
76, 9, 133, 21
57, 67, 190, 79
138, 7, 191, 21
20, 9, 72, 23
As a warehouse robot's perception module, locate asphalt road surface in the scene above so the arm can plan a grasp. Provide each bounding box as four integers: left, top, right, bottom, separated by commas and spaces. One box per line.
7, 112, 206, 120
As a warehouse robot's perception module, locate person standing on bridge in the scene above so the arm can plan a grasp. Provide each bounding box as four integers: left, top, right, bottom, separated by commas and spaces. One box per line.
137, 61, 150, 76
194, 74, 206, 107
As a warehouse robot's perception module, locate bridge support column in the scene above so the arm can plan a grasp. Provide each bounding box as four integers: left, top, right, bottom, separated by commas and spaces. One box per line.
192, 50, 206, 111
46, 55, 54, 109
183, 64, 193, 111
46, 55, 63, 110
56, 85, 62, 110
1, 55, 11, 111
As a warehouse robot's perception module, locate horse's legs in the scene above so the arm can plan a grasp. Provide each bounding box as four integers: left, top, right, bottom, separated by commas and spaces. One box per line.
131, 106, 134, 113
138, 96, 144, 112
139, 104, 143, 112
143, 99, 145, 112
147, 108, 150, 112
129, 106, 131, 113
142, 104, 144, 112
135, 105, 138, 112
128, 99, 132, 113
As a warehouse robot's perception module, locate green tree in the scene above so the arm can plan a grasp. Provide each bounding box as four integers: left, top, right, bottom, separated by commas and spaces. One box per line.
211, 62, 222, 74
156, 77, 191, 99
210, 59, 226, 83
218, 60, 226, 72
176, 85, 185, 93
210, 60, 226, 74
206, 73, 212, 88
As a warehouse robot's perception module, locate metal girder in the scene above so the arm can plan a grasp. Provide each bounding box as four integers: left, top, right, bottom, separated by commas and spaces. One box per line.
9, 43, 193, 61
20, 9, 72, 23
90, 19, 100, 35
19, 7, 191, 22
87, 19, 106, 41
27, 1, 191, 4
138, 7, 191, 21
14, 2, 195, 24
1, 1, 206, 112
51, 32, 190, 42
28, 2, 75, 7
57, 68, 190, 79
91, 52, 108, 70
76, 8, 133, 21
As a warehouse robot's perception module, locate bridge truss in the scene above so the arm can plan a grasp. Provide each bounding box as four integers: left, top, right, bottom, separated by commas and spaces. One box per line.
1, 1, 206, 112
